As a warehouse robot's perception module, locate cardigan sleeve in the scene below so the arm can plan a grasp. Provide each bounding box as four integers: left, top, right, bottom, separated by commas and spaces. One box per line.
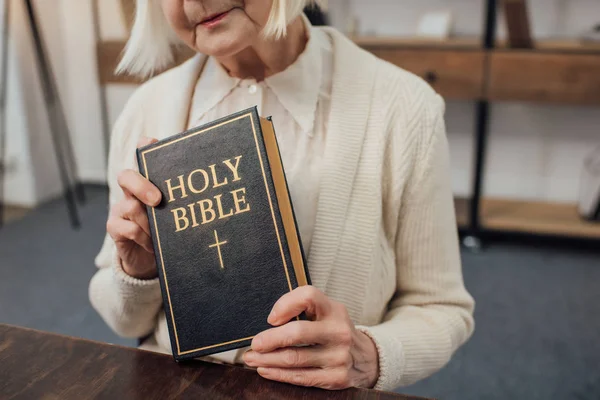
357, 94, 475, 390
88, 90, 163, 339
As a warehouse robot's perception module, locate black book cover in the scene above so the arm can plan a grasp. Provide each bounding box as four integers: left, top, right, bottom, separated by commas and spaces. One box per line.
136, 107, 310, 361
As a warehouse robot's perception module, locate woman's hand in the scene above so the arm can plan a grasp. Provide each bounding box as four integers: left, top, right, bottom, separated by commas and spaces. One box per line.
243, 286, 380, 390
107, 137, 161, 280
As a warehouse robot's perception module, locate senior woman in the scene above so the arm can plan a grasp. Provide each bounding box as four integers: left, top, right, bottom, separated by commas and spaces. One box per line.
90, 0, 474, 391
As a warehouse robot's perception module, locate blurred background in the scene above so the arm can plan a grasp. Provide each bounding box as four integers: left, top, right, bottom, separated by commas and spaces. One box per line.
0, 1, 599, 399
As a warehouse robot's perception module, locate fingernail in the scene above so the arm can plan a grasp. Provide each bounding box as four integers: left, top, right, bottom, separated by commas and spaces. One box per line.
243, 352, 254, 365
268, 311, 277, 324
257, 367, 270, 376
147, 191, 159, 205
252, 336, 262, 350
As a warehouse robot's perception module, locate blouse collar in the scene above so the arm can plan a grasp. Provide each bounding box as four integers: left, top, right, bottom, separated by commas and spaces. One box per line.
190, 14, 325, 136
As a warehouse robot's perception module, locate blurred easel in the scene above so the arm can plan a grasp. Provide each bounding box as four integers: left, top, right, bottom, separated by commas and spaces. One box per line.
0, 0, 84, 229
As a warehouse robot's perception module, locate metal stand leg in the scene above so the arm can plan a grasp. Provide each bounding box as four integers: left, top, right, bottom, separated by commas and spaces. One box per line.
0, 0, 10, 228
464, 0, 497, 251
463, 101, 491, 252
25, 0, 81, 228
56, 98, 86, 204
92, 0, 112, 168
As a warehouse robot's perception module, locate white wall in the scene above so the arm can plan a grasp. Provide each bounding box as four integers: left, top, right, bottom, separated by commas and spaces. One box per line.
60, 0, 135, 183
2, 0, 66, 206
2, 0, 33, 206
8, 0, 600, 206
59, 0, 106, 182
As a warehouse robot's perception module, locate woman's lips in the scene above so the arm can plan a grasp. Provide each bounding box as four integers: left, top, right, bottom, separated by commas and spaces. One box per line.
200, 10, 231, 28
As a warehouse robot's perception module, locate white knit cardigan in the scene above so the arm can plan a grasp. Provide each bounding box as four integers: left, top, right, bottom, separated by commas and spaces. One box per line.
90, 26, 475, 391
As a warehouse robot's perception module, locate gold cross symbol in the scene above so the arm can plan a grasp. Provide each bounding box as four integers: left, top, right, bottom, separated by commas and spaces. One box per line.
209, 230, 228, 270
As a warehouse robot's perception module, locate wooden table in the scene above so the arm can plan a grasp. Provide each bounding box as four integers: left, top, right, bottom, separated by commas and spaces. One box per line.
0, 325, 430, 400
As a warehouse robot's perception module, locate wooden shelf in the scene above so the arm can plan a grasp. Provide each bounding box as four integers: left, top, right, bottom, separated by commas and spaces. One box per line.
481, 198, 600, 239
453, 197, 600, 239
496, 39, 600, 54
3, 206, 30, 224
97, 41, 141, 84
99, 37, 600, 105
354, 36, 486, 100
353, 36, 600, 104
364, 47, 486, 100
354, 36, 600, 54
353, 36, 481, 50
97, 41, 194, 85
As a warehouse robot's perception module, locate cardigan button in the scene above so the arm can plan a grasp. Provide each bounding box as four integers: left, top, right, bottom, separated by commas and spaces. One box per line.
248, 84, 258, 94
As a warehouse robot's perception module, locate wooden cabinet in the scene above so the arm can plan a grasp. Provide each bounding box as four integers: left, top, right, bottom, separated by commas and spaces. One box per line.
489, 51, 600, 105
365, 48, 486, 100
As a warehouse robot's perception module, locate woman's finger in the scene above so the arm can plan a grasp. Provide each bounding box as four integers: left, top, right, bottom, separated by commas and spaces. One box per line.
257, 367, 351, 390
117, 169, 161, 207
268, 286, 332, 326
137, 136, 158, 149
116, 198, 151, 236
251, 321, 338, 353
244, 345, 350, 369
107, 217, 154, 254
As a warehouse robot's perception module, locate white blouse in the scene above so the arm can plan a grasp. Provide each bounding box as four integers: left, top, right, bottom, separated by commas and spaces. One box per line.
187, 18, 333, 257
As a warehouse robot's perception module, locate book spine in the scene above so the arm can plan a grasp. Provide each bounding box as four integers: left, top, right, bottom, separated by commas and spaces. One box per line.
266, 118, 311, 286
259, 117, 311, 288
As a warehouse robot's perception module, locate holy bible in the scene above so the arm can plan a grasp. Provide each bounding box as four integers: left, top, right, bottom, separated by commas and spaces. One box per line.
137, 107, 310, 361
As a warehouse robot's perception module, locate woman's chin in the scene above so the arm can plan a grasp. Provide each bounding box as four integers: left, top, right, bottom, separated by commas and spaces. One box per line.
195, 22, 255, 58
201, 42, 250, 59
